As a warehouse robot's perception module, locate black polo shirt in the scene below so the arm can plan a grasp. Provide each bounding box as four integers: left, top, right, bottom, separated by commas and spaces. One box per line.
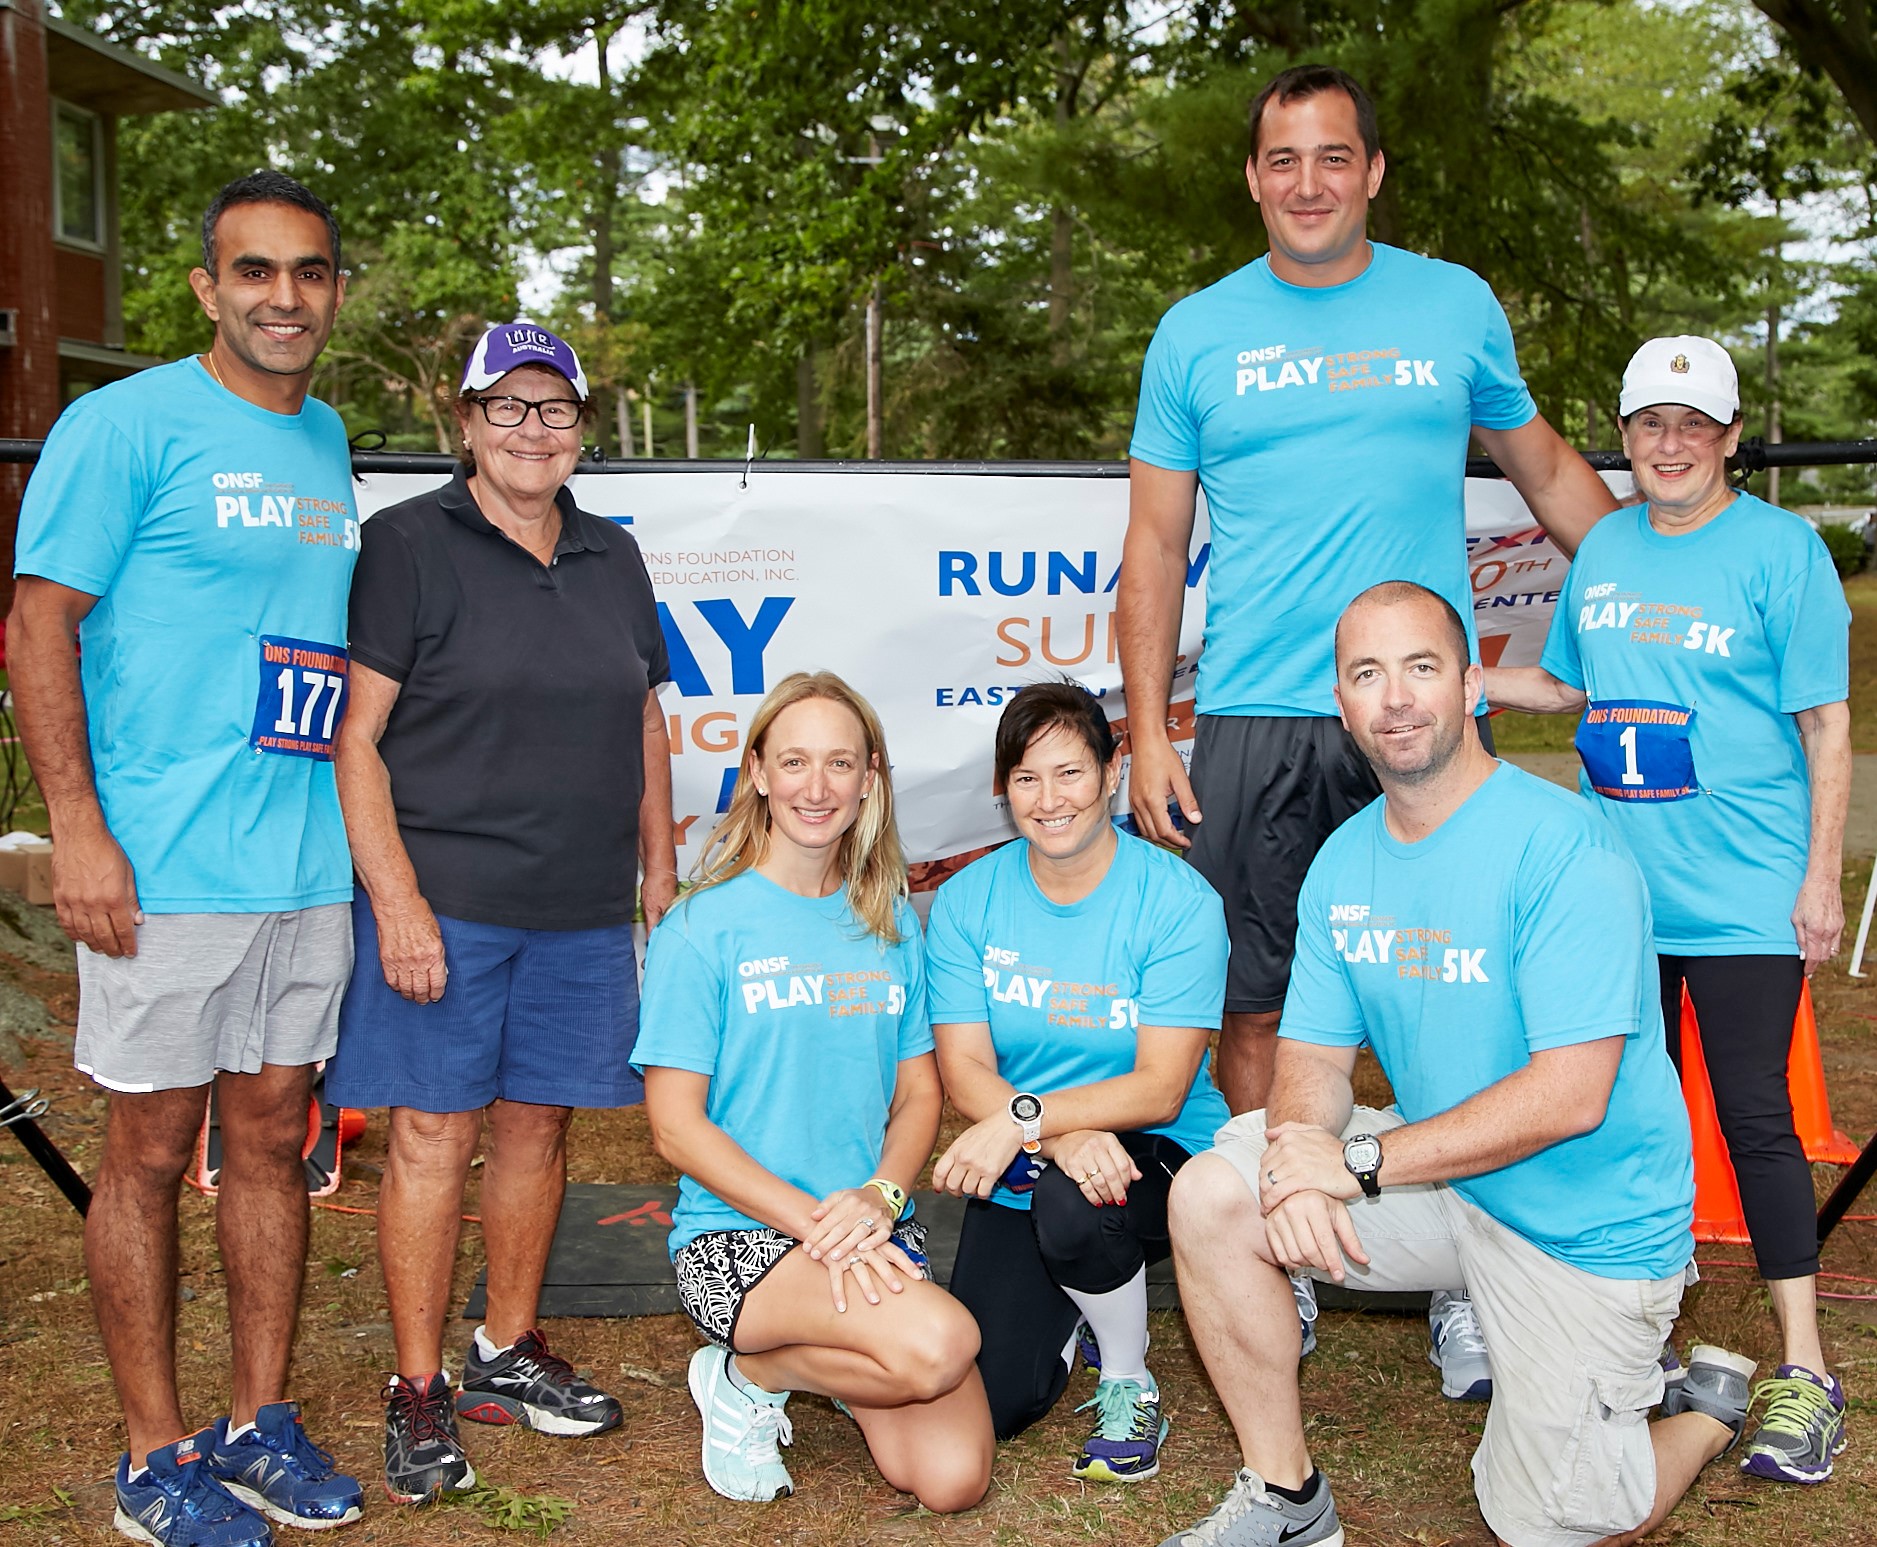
348, 467, 669, 930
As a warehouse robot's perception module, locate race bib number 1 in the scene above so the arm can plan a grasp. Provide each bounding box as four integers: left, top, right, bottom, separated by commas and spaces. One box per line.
250, 636, 349, 760
1575, 699, 1697, 801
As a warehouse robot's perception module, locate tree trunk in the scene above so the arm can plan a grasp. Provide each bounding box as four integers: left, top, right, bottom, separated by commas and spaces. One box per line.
796, 350, 823, 458
1047, 35, 1077, 360
615, 389, 635, 458
1766, 296, 1782, 507
642, 392, 653, 459
591, 25, 618, 323
866, 281, 883, 459
684, 382, 699, 458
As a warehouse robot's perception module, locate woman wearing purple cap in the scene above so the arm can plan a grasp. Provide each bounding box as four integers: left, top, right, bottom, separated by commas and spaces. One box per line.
325, 322, 676, 1502
1487, 334, 1852, 1485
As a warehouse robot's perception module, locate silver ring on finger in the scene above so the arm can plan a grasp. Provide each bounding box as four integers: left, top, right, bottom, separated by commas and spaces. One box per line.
861, 1217, 875, 1231
1268, 1170, 1278, 1186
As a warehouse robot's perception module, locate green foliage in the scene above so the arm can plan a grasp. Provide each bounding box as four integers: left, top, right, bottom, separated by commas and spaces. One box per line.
63, 0, 1877, 462
0, 1487, 73, 1524
1818, 519, 1868, 577
445, 1483, 576, 1537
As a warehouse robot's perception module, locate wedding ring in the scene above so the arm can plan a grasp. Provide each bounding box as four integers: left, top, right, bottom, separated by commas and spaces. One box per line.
1268, 1170, 1278, 1186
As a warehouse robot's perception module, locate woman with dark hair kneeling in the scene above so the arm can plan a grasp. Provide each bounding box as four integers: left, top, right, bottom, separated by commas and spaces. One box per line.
636, 671, 992, 1512
928, 681, 1230, 1481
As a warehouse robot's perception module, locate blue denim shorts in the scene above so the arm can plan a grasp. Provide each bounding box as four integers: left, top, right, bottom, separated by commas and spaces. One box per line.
325, 896, 642, 1111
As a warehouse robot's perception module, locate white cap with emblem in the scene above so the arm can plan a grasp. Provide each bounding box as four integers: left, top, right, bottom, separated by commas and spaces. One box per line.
1618, 334, 1738, 422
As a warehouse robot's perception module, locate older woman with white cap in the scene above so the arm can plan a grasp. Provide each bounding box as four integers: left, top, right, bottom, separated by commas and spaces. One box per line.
325, 322, 676, 1502
1487, 334, 1852, 1484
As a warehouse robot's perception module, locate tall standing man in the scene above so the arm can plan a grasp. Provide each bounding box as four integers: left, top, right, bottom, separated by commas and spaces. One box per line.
10, 172, 366, 1544
1119, 65, 1617, 1116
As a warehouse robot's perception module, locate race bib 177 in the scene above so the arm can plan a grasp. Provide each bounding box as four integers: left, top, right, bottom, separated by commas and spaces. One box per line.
250, 636, 349, 760
1575, 699, 1697, 802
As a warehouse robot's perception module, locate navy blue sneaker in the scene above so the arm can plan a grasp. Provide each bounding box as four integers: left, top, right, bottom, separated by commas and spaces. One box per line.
208, 1401, 363, 1530
113, 1430, 272, 1546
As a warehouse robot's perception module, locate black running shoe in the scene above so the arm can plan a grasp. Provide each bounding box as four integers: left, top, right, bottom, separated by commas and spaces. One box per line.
382, 1373, 476, 1504
457, 1329, 623, 1436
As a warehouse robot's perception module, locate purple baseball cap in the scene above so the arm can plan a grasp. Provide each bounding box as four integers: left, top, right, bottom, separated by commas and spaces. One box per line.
460, 322, 590, 401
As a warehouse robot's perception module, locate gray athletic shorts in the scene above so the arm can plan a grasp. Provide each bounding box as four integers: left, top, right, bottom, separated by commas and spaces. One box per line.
75, 905, 353, 1093
1213, 1106, 1682, 1547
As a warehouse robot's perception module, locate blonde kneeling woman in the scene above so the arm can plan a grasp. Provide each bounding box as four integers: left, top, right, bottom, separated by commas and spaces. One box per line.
635, 672, 993, 1511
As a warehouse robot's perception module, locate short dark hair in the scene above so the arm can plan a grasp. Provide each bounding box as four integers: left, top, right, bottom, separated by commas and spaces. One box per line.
200, 171, 341, 276
992, 681, 1118, 793
1249, 65, 1380, 162
1335, 580, 1470, 666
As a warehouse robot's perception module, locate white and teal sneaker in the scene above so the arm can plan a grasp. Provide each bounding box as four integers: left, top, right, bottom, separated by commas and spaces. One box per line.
687, 1346, 794, 1502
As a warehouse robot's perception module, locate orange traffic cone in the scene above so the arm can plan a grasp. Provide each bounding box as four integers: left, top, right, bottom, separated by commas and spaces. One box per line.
1681, 980, 1858, 1245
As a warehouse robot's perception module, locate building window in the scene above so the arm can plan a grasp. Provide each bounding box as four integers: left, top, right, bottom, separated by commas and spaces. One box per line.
54, 104, 103, 247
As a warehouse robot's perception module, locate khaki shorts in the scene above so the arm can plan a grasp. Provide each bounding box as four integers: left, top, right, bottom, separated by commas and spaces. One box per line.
75, 905, 352, 1093
1214, 1106, 1684, 1547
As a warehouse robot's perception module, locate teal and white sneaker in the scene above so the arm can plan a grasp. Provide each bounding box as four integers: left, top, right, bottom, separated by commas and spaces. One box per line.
1739, 1365, 1847, 1483
1071, 1375, 1168, 1482
687, 1346, 794, 1502
1158, 1467, 1343, 1546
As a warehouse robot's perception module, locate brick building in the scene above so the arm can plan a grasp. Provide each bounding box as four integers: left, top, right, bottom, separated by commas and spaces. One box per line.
0, 0, 212, 599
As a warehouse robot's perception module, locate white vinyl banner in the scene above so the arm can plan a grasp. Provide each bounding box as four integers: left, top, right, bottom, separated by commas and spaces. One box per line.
354, 467, 1621, 883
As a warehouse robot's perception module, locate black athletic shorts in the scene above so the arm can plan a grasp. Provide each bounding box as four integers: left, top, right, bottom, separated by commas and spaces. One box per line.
1187, 714, 1379, 1014
1187, 712, 1494, 1013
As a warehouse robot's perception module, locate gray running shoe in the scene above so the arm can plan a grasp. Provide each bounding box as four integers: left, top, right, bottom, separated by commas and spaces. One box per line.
1672, 1344, 1756, 1453
1158, 1467, 1343, 1547
382, 1372, 476, 1504
1292, 1274, 1319, 1360
1739, 1365, 1847, 1483
457, 1329, 622, 1436
1428, 1289, 1492, 1401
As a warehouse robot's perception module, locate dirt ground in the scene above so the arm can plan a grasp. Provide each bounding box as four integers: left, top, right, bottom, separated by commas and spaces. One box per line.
2, 865, 1875, 1547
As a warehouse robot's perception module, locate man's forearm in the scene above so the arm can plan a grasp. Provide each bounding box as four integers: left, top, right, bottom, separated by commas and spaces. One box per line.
1376, 1055, 1611, 1188
1115, 544, 1184, 733
1266, 1045, 1356, 1134
7, 604, 108, 839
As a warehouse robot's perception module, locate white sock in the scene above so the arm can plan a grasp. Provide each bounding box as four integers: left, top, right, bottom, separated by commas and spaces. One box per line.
472, 1325, 505, 1360
1064, 1267, 1153, 1389
223, 1419, 256, 1442
125, 1464, 148, 1483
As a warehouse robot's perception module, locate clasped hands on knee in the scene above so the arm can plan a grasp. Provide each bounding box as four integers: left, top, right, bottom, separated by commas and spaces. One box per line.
803, 1185, 917, 1314
1258, 1122, 1370, 1284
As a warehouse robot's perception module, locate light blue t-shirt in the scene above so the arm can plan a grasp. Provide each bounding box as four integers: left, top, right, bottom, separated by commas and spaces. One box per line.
1130, 244, 1536, 718
1540, 494, 1849, 956
633, 871, 935, 1257
925, 832, 1231, 1210
1282, 763, 1694, 1281
14, 358, 359, 912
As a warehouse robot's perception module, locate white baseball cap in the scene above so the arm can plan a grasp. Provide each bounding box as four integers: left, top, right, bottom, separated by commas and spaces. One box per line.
1618, 335, 1738, 422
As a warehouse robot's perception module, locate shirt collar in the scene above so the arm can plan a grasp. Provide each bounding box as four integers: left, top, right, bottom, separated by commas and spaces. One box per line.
439, 464, 609, 553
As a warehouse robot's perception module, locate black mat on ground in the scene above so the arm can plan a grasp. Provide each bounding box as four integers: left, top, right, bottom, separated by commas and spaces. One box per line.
463, 1183, 1423, 1318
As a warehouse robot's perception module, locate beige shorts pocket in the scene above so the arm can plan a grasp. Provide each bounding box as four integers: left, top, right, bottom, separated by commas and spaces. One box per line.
1546, 1363, 1659, 1537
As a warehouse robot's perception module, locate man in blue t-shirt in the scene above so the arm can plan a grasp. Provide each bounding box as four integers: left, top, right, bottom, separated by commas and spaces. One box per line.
1158, 583, 1752, 1547
1117, 64, 1618, 1121
9, 173, 363, 1542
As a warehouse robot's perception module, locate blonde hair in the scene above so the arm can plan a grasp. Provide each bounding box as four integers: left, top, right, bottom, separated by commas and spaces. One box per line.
692, 671, 908, 944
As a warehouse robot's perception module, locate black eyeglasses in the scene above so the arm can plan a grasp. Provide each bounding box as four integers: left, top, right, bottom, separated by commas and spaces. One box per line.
468, 395, 583, 430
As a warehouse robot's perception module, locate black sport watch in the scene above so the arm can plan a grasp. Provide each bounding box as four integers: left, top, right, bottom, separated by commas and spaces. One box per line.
1343, 1133, 1383, 1198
